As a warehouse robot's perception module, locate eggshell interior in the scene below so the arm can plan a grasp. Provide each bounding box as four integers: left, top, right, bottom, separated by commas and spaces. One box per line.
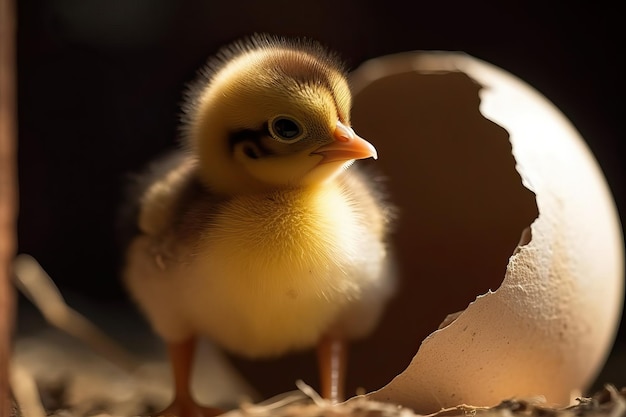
348, 52, 624, 413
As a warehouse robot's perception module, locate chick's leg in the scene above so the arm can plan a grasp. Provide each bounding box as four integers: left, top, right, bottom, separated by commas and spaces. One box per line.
157, 337, 223, 417
316, 334, 347, 403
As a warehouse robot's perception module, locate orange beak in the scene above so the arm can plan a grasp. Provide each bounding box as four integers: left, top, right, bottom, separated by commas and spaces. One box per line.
313, 121, 378, 163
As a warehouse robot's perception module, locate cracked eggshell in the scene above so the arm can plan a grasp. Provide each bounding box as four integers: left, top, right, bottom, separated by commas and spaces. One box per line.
349, 52, 624, 413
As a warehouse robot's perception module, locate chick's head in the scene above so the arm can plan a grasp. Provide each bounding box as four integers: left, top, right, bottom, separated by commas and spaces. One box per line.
183, 36, 377, 195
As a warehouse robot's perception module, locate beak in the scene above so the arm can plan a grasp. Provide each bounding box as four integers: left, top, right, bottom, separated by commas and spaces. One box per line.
313, 120, 378, 163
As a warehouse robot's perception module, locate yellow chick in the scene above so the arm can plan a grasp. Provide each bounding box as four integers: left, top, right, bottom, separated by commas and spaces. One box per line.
122, 34, 395, 417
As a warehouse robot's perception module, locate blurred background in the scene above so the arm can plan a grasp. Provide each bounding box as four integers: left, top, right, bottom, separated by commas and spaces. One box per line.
15, 0, 624, 400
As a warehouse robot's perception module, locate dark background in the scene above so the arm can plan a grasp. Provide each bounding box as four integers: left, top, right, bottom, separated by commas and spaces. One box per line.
16, 0, 624, 396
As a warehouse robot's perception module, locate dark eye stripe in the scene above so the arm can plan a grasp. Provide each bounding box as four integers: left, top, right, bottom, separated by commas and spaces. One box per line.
228, 128, 273, 157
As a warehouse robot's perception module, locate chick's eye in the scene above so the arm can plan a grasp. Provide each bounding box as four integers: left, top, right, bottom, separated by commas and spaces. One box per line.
269, 116, 305, 143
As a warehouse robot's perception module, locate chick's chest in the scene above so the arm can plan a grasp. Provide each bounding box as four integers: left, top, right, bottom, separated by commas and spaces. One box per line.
196, 184, 366, 283
176, 184, 376, 354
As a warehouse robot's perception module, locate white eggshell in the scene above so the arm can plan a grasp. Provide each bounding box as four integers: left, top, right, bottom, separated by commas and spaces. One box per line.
350, 52, 624, 413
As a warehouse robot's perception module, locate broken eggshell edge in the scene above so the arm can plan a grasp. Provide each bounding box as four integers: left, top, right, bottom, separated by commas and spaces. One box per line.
348, 52, 624, 413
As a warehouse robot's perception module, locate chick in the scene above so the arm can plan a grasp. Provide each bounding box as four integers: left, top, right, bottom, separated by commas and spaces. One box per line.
122, 34, 395, 417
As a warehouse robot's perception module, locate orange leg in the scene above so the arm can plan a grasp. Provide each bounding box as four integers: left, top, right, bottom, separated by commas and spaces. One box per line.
156, 337, 223, 417
316, 334, 347, 403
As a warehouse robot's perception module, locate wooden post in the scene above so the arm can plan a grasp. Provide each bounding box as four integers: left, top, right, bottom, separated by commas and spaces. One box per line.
0, 0, 18, 414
